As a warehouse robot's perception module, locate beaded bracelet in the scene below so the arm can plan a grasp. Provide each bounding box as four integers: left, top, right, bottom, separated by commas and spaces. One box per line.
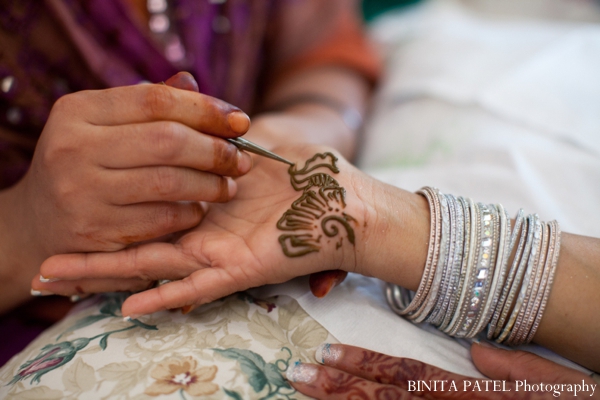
501, 216, 542, 344
430, 194, 463, 326
511, 221, 548, 345
440, 196, 470, 333
416, 192, 452, 324
525, 220, 561, 344
385, 187, 561, 346
473, 204, 510, 336
401, 187, 442, 318
464, 203, 500, 338
447, 199, 480, 336
488, 214, 530, 340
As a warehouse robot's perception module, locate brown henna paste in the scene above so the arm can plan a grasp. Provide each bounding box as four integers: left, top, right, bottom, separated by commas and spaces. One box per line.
277, 152, 356, 257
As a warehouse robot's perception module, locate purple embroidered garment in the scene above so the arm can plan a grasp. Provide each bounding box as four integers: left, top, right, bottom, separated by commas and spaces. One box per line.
0, 0, 277, 366
0, 0, 274, 189
0, 0, 376, 366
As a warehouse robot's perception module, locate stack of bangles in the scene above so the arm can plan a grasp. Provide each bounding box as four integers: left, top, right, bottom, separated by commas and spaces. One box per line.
386, 186, 561, 345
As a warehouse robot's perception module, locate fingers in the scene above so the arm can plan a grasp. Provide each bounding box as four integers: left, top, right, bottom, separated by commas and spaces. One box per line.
105, 167, 236, 204
164, 71, 199, 92
31, 275, 153, 297
97, 121, 252, 176
110, 201, 207, 244
470, 343, 595, 385
286, 362, 416, 400
121, 266, 253, 317
39, 242, 197, 282
314, 343, 476, 393
309, 270, 348, 298
61, 83, 250, 137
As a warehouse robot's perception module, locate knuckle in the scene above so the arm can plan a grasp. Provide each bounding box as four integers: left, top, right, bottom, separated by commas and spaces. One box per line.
209, 176, 229, 202
50, 93, 71, 114
128, 248, 155, 281
153, 122, 185, 161
153, 203, 181, 232
40, 138, 77, 168
212, 140, 239, 173
53, 175, 78, 201
50, 91, 90, 116
153, 167, 182, 196
142, 85, 174, 119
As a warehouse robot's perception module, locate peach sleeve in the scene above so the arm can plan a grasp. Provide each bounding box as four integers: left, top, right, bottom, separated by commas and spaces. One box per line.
265, 0, 382, 88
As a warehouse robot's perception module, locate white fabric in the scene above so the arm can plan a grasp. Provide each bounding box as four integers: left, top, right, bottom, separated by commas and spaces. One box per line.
258, 0, 600, 378
252, 275, 485, 378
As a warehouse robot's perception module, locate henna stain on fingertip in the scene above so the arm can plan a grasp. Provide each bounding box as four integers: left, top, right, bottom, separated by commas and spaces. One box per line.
181, 304, 195, 314
277, 152, 356, 257
164, 72, 199, 92
212, 139, 239, 176
75, 285, 85, 295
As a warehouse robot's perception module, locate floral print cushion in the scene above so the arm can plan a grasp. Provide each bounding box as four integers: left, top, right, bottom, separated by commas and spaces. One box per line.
0, 292, 337, 399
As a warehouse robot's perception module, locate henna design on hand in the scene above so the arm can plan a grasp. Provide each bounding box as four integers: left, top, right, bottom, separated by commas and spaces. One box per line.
317, 367, 410, 400
277, 152, 356, 257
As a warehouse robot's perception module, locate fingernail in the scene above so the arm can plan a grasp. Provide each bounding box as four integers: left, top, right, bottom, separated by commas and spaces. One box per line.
181, 304, 197, 315
286, 361, 318, 383
237, 151, 253, 174
228, 111, 250, 134
227, 177, 237, 199
123, 315, 141, 322
315, 343, 341, 364
70, 294, 90, 303
31, 289, 54, 296
39, 276, 59, 283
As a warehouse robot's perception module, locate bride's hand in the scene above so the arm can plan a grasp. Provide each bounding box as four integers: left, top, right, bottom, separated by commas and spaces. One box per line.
35, 144, 401, 317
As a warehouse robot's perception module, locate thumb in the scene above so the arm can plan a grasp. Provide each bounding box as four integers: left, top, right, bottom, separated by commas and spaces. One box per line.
471, 342, 591, 385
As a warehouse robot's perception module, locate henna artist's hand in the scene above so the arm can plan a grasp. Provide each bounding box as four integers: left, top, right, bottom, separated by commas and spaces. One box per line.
35, 145, 394, 315
286, 343, 598, 399
16, 72, 253, 303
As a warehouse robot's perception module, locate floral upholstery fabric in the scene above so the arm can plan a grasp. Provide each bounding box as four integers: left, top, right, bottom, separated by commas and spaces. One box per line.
0, 292, 337, 399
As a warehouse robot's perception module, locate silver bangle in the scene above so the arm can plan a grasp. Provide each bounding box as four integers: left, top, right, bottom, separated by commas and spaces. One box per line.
525, 220, 561, 344
384, 188, 562, 347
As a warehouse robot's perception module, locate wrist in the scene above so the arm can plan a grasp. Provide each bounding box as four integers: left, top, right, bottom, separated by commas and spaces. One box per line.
246, 108, 357, 159
0, 181, 40, 312
354, 180, 429, 291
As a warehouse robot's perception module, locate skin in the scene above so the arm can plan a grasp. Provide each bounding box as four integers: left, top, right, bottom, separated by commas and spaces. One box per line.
35, 145, 600, 375
34, 145, 363, 310
288, 343, 599, 399
277, 152, 356, 257
1, 60, 369, 314
246, 66, 369, 160
0, 72, 253, 314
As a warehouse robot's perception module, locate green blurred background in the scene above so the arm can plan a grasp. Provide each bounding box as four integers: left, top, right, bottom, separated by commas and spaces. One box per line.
362, 0, 423, 21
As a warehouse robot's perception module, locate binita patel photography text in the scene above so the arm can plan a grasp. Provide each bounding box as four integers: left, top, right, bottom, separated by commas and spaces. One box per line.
408, 380, 597, 397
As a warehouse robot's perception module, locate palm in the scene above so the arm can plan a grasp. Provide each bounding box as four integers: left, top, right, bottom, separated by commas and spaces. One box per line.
120, 146, 362, 316
178, 155, 311, 286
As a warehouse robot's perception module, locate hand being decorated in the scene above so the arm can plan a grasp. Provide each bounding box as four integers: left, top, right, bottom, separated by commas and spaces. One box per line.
34, 144, 376, 317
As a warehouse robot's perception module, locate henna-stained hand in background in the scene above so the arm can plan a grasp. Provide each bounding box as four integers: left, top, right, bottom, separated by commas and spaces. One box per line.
286, 343, 599, 399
